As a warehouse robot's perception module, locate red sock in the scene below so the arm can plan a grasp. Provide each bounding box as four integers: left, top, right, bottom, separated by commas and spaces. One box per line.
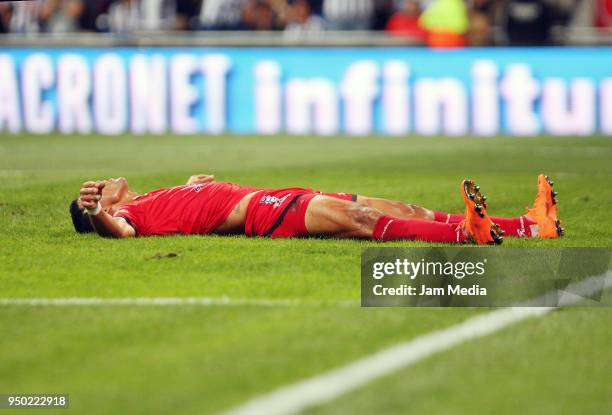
434, 211, 536, 238
490, 216, 537, 237
373, 216, 465, 243
434, 211, 464, 224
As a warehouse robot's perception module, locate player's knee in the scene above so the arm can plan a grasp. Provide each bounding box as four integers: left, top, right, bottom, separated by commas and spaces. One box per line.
403, 203, 419, 215
376, 198, 433, 219
360, 197, 417, 214
407, 203, 434, 218
390, 201, 420, 215
346, 204, 383, 229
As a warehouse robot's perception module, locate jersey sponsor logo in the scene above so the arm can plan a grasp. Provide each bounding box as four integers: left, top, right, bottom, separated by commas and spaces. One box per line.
260, 193, 291, 208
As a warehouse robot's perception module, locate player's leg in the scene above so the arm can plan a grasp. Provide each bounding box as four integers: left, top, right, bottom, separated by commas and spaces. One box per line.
354, 196, 435, 221
316, 191, 435, 221
303, 194, 499, 244
305, 195, 463, 242
326, 191, 530, 239
353, 194, 539, 238
347, 194, 534, 238
304, 196, 383, 239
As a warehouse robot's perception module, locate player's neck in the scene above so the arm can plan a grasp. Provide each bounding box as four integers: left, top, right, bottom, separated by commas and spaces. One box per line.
114, 191, 141, 209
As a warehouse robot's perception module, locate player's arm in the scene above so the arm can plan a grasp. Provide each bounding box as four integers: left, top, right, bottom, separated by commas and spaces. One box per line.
89, 211, 135, 238
79, 181, 135, 238
186, 174, 215, 185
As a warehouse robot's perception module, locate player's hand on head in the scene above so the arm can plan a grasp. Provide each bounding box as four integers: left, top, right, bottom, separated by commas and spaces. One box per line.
79, 180, 104, 209
187, 174, 215, 185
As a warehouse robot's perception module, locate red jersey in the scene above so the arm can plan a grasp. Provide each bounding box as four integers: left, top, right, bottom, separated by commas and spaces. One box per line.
114, 182, 260, 236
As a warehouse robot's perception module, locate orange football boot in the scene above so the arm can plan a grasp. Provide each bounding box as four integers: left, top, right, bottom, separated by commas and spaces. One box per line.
459, 179, 504, 245
525, 174, 564, 239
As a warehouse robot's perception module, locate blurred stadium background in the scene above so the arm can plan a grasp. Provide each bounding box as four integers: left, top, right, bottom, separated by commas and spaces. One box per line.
1, 1, 612, 414
1, 0, 611, 46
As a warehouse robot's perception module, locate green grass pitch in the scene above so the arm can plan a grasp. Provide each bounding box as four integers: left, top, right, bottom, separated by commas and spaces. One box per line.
1, 134, 611, 414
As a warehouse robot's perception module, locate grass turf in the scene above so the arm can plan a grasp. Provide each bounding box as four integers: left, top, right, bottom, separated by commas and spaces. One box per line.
0, 134, 611, 414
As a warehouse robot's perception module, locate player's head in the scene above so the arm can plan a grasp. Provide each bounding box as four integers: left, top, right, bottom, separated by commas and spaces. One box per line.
69, 177, 130, 233
70, 198, 94, 233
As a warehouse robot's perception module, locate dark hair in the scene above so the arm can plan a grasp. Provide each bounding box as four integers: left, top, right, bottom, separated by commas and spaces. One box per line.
69, 199, 95, 233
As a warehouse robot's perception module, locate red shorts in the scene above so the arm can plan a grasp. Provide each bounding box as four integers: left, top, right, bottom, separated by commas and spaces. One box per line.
244, 188, 356, 238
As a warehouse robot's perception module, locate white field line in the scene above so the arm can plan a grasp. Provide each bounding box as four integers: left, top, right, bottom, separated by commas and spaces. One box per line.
0, 297, 357, 308
221, 271, 612, 415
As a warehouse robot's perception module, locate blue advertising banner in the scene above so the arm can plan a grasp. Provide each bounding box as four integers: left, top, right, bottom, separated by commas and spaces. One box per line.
0, 47, 611, 136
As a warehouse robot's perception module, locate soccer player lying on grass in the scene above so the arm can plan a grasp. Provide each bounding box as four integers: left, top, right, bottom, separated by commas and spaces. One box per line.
70, 174, 563, 245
